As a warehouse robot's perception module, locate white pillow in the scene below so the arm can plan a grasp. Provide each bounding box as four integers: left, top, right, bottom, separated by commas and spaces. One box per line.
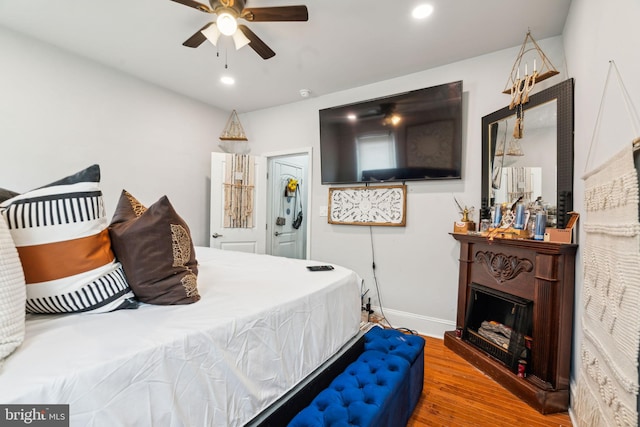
0, 214, 26, 367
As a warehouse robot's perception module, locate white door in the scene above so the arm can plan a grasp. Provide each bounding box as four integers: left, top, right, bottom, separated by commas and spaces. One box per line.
267, 156, 307, 259
210, 152, 267, 253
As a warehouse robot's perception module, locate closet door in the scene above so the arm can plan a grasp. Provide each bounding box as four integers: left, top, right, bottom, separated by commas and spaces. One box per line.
268, 157, 306, 259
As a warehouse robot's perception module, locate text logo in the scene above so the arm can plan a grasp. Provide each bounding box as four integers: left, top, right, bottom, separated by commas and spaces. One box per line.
0, 405, 69, 426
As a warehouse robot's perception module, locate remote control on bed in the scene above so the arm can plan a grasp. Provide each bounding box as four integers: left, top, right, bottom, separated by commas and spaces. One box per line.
306, 265, 334, 271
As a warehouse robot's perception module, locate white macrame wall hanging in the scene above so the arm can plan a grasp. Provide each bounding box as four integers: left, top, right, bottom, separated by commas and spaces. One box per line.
574, 60, 640, 427
223, 154, 255, 228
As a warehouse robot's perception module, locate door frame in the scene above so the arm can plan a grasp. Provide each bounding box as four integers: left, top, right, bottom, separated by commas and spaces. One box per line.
263, 147, 313, 259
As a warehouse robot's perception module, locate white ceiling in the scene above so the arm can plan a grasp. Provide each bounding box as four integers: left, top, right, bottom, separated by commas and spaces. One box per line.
0, 0, 571, 113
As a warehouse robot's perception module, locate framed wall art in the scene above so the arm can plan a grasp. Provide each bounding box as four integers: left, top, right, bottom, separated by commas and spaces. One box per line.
328, 185, 406, 226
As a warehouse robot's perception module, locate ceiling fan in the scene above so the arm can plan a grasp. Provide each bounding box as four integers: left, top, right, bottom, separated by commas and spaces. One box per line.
354, 103, 402, 126
170, 0, 308, 60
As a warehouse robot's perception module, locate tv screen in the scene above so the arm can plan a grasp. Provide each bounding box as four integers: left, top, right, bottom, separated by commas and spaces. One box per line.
319, 81, 463, 184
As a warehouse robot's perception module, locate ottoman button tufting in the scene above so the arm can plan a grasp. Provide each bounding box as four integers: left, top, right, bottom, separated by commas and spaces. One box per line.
288, 327, 424, 427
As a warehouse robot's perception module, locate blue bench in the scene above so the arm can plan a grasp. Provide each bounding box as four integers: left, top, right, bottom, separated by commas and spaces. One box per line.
288, 326, 425, 427
364, 326, 425, 413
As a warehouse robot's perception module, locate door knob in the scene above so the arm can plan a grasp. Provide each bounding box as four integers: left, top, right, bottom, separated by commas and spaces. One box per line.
274, 231, 282, 236
211, 233, 223, 238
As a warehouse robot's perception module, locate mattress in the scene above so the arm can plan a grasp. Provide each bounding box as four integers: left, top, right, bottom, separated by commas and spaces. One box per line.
0, 247, 361, 426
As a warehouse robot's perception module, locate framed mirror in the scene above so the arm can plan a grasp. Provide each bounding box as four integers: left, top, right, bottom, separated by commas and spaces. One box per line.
481, 78, 574, 228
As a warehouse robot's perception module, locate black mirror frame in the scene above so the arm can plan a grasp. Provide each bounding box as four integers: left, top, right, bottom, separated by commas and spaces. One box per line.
481, 78, 574, 228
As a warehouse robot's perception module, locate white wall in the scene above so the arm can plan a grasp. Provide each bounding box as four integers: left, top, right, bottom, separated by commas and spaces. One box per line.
563, 0, 640, 399
0, 26, 229, 246
241, 37, 568, 336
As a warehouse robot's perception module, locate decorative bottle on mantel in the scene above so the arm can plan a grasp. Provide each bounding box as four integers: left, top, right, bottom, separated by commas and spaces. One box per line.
514, 202, 526, 230
529, 197, 546, 240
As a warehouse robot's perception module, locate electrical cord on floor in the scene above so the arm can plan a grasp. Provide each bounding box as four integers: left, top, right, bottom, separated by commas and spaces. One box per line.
368, 226, 416, 335
395, 327, 418, 335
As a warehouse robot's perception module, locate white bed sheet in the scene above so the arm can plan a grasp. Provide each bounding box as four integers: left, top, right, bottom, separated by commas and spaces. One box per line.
0, 247, 361, 426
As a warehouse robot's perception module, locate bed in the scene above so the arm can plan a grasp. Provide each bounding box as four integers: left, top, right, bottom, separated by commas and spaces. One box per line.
0, 246, 362, 426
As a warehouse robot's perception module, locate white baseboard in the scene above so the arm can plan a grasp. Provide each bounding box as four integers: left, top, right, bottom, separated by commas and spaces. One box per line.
371, 305, 455, 339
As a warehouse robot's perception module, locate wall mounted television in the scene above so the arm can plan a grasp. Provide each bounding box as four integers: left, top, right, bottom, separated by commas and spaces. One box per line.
319, 80, 463, 184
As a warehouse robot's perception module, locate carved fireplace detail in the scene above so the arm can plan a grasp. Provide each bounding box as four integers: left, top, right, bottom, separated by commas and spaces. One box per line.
446, 233, 577, 414
474, 251, 533, 283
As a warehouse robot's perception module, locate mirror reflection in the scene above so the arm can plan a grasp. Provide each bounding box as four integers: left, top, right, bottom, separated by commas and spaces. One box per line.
488, 100, 557, 218
481, 78, 574, 230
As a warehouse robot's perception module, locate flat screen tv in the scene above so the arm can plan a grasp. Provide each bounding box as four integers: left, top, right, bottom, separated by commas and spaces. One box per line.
319, 81, 463, 184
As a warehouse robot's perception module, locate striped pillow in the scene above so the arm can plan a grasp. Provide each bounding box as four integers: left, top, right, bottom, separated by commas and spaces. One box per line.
0, 165, 138, 314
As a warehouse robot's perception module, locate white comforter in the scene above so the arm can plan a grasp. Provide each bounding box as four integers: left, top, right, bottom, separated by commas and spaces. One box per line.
0, 247, 361, 426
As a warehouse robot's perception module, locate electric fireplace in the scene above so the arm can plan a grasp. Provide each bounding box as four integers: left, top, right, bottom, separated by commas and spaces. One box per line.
463, 283, 532, 374
446, 233, 577, 414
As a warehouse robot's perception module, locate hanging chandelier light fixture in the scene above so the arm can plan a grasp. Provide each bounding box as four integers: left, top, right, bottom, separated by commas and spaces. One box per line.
503, 30, 559, 139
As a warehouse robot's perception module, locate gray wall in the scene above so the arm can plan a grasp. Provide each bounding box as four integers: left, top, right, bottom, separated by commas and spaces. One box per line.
0, 26, 228, 246
241, 36, 568, 336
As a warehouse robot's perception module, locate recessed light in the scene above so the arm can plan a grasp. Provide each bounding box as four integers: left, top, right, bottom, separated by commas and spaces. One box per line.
412, 4, 434, 19
347, 113, 357, 121
220, 76, 235, 85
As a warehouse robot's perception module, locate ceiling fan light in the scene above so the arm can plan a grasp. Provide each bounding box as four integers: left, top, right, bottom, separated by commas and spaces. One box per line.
412, 4, 434, 19
217, 12, 238, 36
201, 23, 221, 46
232, 30, 251, 50
220, 76, 235, 85
382, 113, 402, 126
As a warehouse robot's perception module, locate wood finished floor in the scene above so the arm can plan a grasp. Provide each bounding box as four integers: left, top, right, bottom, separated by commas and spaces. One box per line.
406, 336, 573, 427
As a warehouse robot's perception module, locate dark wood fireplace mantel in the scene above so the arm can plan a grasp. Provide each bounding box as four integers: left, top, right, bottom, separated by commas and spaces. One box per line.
445, 233, 577, 414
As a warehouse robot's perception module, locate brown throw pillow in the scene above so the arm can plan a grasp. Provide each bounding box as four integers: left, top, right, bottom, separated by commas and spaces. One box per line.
0, 188, 19, 203
108, 190, 200, 305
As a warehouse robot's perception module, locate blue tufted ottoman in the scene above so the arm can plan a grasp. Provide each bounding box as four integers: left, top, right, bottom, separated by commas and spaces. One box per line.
287, 327, 425, 427
364, 326, 425, 413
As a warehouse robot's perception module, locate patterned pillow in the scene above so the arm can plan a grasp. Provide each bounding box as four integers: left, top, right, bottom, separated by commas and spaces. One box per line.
0, 214, 26, 366
0, 165, 138, 314
108, 190, 200, 305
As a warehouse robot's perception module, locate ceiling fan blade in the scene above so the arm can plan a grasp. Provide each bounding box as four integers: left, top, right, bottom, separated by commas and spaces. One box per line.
238, 25, 275, 59
241, 6, 308, 22
183, 22, 215, 48
170, 0, 214, 13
